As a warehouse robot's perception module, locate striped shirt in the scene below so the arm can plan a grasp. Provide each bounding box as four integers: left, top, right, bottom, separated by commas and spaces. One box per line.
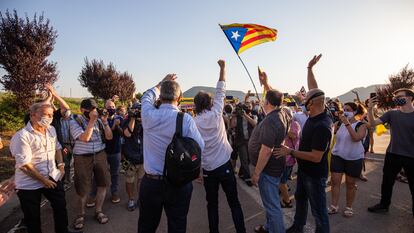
10, 122, 63, 190
60, 117, 74, 144
70, 115, 106, 155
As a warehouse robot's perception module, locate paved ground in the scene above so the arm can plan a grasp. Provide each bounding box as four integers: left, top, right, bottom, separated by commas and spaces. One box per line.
2, 133, 414, 233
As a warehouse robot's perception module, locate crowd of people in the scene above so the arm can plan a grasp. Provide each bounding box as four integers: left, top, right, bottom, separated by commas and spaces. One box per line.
0, 54, 413, 233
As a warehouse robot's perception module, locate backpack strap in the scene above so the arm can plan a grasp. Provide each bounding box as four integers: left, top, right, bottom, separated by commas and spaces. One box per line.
175, 112, 184, 137
73, 114, 86, 131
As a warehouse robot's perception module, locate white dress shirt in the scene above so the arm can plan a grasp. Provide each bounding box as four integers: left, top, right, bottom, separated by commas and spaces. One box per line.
194, 81, 232, 171
141, 87, 205, 175
10, 122, 62, 190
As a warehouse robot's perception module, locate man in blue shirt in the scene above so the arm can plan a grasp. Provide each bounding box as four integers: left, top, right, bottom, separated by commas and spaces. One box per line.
138, 74, 205, 233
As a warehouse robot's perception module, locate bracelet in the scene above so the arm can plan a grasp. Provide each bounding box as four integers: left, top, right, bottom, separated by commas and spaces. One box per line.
57, 163, 65, 168
290, 149, 295, 157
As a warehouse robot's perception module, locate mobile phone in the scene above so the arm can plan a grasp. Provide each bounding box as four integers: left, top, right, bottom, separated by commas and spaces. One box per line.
283, 93, 289, 97
226, 96, 234, 100
370, 92, 377, 99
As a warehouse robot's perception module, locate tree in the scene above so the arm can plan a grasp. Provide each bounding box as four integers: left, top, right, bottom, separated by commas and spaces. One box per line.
376, 65, 414, 109
79, 58, 136, 102
0, 10, 58, 109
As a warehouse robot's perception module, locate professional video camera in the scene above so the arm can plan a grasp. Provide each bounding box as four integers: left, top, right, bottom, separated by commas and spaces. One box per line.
97, 108, 108, 117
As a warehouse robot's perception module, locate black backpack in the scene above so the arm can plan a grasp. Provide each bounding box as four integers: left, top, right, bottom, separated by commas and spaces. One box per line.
163, 112, 202, 187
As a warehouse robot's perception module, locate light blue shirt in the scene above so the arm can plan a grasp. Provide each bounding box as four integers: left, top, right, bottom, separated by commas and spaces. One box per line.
141, 87, 205, 175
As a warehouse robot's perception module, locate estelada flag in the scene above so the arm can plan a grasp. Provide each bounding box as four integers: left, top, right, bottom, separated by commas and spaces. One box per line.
220, 23, 277, 54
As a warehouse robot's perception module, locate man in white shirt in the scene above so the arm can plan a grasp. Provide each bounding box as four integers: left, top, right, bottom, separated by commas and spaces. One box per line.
10, 103, 76, 233
138, 74, 205, 233
193, 60, 246, 233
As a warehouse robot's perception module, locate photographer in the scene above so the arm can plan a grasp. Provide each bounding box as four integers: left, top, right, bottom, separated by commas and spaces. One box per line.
230, 102, 257, 186
122, 103, 145, 211
367, 88, 414, 216
88, 99, 124, 205
70, 98, 113, 230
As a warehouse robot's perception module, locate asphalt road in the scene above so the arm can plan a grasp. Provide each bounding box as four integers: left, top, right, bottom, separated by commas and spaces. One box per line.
2, 133, 414, 233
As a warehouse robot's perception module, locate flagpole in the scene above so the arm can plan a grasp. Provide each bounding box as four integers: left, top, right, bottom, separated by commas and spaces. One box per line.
219, 24, 261, 102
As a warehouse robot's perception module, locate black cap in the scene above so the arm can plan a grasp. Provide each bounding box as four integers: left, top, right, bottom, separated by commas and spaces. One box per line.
80, 98, 98, 110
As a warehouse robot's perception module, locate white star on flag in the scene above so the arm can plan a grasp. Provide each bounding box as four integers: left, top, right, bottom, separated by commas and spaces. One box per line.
231, 31, 240, 41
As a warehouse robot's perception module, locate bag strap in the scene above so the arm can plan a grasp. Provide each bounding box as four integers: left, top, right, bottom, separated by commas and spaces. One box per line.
175, 112, 184, 137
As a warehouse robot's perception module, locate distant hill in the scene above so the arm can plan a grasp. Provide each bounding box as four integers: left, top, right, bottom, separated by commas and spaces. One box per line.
183, 86, 247, 100
335, 84, 384, 103
184, 84, 385, 104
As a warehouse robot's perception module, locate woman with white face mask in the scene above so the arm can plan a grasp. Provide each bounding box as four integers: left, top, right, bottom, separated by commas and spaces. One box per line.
328, 102, 368, 217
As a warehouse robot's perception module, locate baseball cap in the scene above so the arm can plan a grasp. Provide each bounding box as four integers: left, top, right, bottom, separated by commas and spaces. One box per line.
80, 98, 98, 110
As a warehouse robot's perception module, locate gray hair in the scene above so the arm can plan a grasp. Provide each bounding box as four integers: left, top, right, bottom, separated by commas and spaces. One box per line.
30, 103, 53, 114
160, 80, 182, 102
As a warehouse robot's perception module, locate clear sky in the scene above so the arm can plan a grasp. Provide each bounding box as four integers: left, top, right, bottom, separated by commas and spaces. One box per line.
1, 0, 414, 98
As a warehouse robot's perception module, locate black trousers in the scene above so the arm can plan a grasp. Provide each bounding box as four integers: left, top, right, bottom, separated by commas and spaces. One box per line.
17, 180, 69, 233
138, 176, 193, 233
203, 161, 246, 233
380, 152, 414, 215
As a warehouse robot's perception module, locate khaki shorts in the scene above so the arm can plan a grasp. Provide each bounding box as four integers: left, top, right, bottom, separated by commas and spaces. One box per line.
73, 150, 110, 196
125, 163, 145, 183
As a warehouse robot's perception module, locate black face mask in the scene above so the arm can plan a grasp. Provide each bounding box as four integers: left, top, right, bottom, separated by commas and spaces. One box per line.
107, 108, 116, 117
84, 111, 90, 119
394, 98, 407, 106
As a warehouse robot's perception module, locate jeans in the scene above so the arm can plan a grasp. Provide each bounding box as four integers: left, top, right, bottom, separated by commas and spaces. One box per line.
138, 176, 193, 233
293, 170, 329, 233
258, 172, 285, 233
17, 180, 69, 233
203, 161, 246, 233
236, 143, 251, 179
91, 152, 121, 196
380, 152, 414, 215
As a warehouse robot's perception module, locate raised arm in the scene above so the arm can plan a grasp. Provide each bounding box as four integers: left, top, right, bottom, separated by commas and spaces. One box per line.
367, 97, 383, 127
307, 54, 322, 90
45, 84, 70, 112
213, 60, 226, 113
258, 70, 272, 92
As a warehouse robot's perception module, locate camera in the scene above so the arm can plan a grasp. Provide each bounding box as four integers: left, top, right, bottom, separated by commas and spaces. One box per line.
234, 104, 244, 116
97, 108, 108, 116
128, 109, 141, 118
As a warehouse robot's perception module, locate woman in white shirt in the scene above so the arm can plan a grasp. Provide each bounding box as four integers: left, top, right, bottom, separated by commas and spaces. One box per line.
328, 102, 368, 217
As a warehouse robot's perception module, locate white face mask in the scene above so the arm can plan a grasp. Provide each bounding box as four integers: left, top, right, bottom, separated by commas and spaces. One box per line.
38, 117, 53, 127
344, 111, 355, 119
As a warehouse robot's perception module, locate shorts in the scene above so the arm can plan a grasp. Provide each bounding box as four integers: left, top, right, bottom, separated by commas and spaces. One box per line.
73, 150, 110, 196
280, 166, 293, 184
330, 154, 363, 178
124, 163, 145, 183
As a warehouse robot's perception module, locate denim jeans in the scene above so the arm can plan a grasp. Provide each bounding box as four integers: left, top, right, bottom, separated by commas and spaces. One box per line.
91, 152, 121, 196
203, 161, 246, 233
138, 176, 193, 233
293, 170, 329, 233
258, 172, 285, 233
17, 180, 69, 233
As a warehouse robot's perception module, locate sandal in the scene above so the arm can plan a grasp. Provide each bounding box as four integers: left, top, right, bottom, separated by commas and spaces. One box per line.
73, 214, 85, 230
254, 225, 269, 233
328, 205, 339, 215
95, 211, 109, 224
343, 207, 354, 217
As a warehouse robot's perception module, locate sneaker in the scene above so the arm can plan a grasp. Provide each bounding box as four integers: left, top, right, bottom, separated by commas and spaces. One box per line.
286, 225, 304, 233
368, 203, 389, 213
127, 199, 136, 211
86, 197, 96, 208
111, 194, 121, 204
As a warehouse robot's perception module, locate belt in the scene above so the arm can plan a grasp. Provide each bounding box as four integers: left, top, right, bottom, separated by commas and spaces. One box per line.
76, 149, 105, 157
145, 173, 163, 180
